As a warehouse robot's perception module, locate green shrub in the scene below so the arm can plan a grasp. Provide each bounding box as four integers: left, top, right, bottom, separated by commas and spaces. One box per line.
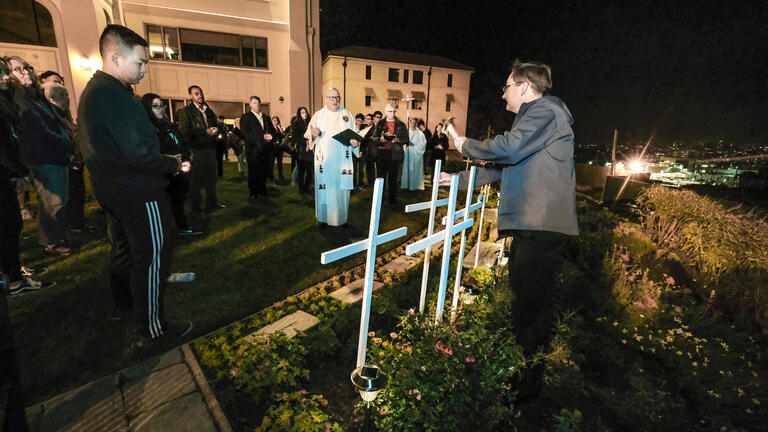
369, 295, 524, 431
636, 186, 768, 322
255, 391, 343, 432
195, 327, 309, 400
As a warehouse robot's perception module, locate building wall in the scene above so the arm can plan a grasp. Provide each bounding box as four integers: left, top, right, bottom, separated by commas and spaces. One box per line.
322, 55, 471, 146
0, 0, 322, 123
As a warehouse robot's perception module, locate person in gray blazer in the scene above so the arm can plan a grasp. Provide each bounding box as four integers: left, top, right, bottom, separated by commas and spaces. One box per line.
445, 59, 578, 401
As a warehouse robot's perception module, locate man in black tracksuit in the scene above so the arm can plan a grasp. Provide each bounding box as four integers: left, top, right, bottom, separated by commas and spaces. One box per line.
77, 25, 183, 339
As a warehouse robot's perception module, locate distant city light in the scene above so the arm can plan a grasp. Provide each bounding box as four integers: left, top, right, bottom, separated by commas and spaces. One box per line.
628, 160, 645, 173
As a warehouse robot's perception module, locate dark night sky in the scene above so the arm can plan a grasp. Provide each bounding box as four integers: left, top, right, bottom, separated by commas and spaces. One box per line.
319, 0, 768, 146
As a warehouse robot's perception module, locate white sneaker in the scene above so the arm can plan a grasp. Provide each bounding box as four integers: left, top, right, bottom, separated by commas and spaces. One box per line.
167, 272, 196, 283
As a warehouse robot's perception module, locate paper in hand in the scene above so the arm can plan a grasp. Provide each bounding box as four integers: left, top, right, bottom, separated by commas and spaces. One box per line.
332, 128, 364, 147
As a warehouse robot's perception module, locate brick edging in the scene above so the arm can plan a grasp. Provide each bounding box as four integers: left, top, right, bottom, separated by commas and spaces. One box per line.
181, 344, 233, 432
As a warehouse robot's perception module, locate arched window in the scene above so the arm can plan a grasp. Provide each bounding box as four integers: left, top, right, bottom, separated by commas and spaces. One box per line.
0, 0, 57, 47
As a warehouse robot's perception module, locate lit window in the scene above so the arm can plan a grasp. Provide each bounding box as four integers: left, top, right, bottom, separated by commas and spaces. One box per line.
145, 25, 267, 67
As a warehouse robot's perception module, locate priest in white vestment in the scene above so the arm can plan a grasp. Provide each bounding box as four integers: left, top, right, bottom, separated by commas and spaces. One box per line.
304, 88, 360, 226
401, 118, 426, 190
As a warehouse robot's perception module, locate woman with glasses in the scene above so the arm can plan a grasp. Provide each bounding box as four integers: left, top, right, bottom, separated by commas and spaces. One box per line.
5, 56, 73, 256
270, 115, 286, 183
141, 93, 199, 236
0, 57, 42, 294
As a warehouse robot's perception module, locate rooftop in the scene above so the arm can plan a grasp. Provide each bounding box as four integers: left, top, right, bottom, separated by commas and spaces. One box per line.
325, 46, 474, 72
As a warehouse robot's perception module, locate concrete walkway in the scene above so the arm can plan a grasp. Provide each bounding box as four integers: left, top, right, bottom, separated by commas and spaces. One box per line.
25, 345, 231, 432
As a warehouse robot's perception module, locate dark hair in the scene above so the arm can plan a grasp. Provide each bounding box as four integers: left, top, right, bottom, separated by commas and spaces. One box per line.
294, 106, 309, 128
355, 113, 364, 121
140, 92, 165, 123
99, 24, 148, 57
417, 119, 425, 128
510, 59, 552, 94
40, 70, 63, 81
272, 116, 280, 124
366, 113, 373, 119
188, 85, 202, 95
249, 95, 261, 103
373, 110, 383, 117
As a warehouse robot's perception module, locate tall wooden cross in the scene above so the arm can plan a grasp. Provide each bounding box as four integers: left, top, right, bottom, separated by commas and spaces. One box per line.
405, 174, 475, 323
400, 94, 415, 123
320, 178, 408, 367
404, 159, 448, 313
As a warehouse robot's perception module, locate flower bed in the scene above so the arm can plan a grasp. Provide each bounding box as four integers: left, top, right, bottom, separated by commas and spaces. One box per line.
192, 194, 768, 431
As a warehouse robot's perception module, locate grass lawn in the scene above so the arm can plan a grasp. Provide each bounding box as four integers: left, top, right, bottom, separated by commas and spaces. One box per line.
10, 162, 433, 404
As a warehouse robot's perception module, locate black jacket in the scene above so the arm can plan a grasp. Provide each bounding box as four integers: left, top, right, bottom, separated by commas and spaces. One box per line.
371, 117, 408, 150
77, 71, 178, 199
291, 116, 313, 161
152, 118, 190, 162
0, 94, 28, 186
239, 111, 276, 159
431, 132, 448, 161
177, 102, 219, 150
18, 87, 71, 166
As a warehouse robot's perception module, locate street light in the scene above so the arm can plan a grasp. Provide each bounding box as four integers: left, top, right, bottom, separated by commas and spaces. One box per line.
351, 365, 388, 431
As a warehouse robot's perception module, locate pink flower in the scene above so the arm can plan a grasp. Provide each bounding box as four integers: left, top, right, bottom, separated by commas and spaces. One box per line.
465, 356, 476, 363
445, 349, 453, 355
368, 331, 375, 337
229, 368, 239, 378
665, 275, 676, 285
416, 394, 422, 400
620, 253, 630, 262
627, 274, 636, 283
408, 308, 415, 315
390, 332, 398, 339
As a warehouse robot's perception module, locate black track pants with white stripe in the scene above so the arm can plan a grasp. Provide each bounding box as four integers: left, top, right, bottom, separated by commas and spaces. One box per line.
103, 191, 175, 338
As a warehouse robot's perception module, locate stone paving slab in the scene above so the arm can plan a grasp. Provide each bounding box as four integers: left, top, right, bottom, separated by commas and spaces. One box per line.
130, 392, 217, 432
26, 372, 125, 432
463, 241, 503, 269
381, 255, 421, 273
330, 279, 385, 304
123, 362, 197, 417
245, 310, 320, 341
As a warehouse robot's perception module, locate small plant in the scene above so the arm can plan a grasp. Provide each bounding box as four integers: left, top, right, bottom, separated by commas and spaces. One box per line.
552, 408, 583, 432
255, 391, 343, 432
195, 328, 309, 400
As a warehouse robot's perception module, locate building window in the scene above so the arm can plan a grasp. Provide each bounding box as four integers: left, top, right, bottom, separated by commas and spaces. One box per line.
411, 100, 423, 110
365, 65, 371, 80
388, 68, 399, 82
447, 73, 453, 87
403, 69, 409, 84
147, 25, 179, 61
0, 0, 57, 47
145, 25, 267, 68
413, 70, 424, 84
446, 100, 452, 112
365, 95, 372, 107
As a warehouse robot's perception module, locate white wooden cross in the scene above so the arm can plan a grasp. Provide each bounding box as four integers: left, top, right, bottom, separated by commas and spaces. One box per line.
405, 175, 475, 323
473, 184, 491, 268
436, 167, 485, 321
320, 178, 407, 368
404, 159, 448, 313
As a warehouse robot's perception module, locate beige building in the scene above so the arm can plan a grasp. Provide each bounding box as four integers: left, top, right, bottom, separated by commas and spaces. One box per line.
322, 46, 473, 141
0, 0, 323, 123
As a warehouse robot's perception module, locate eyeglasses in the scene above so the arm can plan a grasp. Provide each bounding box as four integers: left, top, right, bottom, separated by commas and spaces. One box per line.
151, 104, 165, 109
325, 96, 341, 101
12, 66, 33, 75
501, 81, 523, 94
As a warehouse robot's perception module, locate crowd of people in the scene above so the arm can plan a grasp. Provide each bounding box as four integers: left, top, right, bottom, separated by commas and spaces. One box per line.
0, 25, 450, 340
2, 25, 578, 405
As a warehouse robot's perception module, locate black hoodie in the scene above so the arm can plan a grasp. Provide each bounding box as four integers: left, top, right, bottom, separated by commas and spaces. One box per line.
76, 71, 178, 201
